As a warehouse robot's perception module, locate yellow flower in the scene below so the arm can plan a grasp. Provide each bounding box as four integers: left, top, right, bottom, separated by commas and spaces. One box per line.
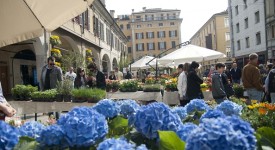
51, 48, 61, 54
86, 49, 92, 53
51, 35, 60, 40
54, 62, 61, 67
247, 105, 254, 109
251, 100, 258, 104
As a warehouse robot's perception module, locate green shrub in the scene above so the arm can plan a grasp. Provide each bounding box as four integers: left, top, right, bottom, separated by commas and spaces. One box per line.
119, 80, 138, 92
31, 89, 57, 101
72, 88, 106, 103
143, 84, 161, 92
11, 84, 38, 100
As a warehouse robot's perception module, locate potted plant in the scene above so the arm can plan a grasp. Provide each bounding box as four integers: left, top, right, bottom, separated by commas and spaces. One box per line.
164, 78, 178, 92
87, 88, 106, 103
50, 35, 62, 46
72, 88, 88, 102
56, 81, 64, 102
143, 84, 161, 92
119, 80, 138, 92
50, 48, 62, 58
200, 83, 209, 92
11, 85, 37, 101
106, 79, 112, 92
111, 80, 120, 92
63, 79, 73, 102
31, 89, 57, 102
233, 84, 244, 98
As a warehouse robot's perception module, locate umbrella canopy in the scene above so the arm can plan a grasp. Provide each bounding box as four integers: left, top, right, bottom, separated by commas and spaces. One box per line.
158, 44, 226, 65
0, 0, 94, 48
130, 56, 157, 70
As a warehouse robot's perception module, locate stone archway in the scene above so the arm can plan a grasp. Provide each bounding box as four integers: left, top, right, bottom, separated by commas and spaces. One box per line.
102, 54, 111, 76
112, 58, 118, 69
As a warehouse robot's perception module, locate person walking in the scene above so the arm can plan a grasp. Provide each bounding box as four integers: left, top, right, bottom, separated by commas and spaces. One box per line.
0, 81, 16, 120
265, 57, 275, 103
40, 56, 63, 91
211, 63, 227, 104
177, 63, 190, 106
74, 68, 87, 88
65, 67, 76, 88
242, 53, 264, 103
230, 62, 242, 84
186, 61, 204, 100
87, 63, 106, 90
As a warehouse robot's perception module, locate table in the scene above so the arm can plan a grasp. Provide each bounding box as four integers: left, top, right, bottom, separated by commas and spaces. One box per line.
107, 91, 162, 102
163, 91, 214, 105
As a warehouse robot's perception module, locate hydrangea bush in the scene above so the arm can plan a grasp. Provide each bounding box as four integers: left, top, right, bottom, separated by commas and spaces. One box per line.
117, 99, 140, 118
129, 102, 182, 139
0, 121, 19, 150
200, 109, 226, 122
176, 123, 198, 141
185, 116, 256, 150
185, 99, 210, 114
171, 106, 187, 120
93, 99, 120, 118
97, 138, 148, 150
216, 100, 243, 116
19, 121, 45, 139
57, 107, 108, 147
36, 124, 66, 147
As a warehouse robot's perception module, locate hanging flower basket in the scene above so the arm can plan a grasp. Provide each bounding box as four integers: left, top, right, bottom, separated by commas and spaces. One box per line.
51, 48, 62, 58
86, 49, 92, 57
86, 56, 93, 63
50, 35, 62, 46
54, 62, 61, 67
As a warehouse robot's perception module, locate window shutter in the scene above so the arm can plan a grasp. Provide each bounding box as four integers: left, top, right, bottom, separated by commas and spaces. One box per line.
93, 16, 96, 33
169, 31, 171, 37
146, 32, 148, 39
142, 43, 144, 51
164, 31, 166, 37
153, 43, 155, 50
157, 31, 160, 38
164, 42, 166, 49
147, 43, 149, 50
136, 44, 138, 51
136, 33, 138, 39
142, 33, 144, 39
152, 32, 155, 38
175, 30, 177, 37
158, 42, 160, 50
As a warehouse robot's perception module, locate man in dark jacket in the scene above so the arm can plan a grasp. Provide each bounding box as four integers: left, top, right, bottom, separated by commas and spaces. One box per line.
87, 63, 106, 90
212, 63, 227, 104
230, 62, 242, 84
186, 61, 204, 100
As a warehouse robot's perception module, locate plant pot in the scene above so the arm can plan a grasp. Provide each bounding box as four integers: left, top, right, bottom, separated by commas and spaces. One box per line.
106, 88, 111, 92
63, 95, 72, 102
72, 97, 87, 103
112, 89, 118, 92
55, 94, 63, 102
87, 98, 100, 103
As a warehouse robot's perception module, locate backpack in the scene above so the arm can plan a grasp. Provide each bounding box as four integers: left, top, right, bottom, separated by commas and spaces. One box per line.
268, 71, 275, 93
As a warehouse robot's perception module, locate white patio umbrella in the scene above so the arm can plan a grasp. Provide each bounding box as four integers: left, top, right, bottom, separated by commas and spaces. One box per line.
0, 0, 94, 48
130, 56, 158, 70
158, 44, 226, 65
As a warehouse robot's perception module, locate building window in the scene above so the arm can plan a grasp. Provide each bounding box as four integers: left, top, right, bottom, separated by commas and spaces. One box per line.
120, 24, 123, 29
136, 33, 143, 39
169, 30, 177, 37
172, 41, 176, 48
147, 24, 152, 27
147, 43, 155, 50
235, 6, 239, 15
147, 32, 154, 38
127, 24, 130, 29
128, 47, 132, 53
158, 42, 166, 50
226, 47, 231, 57
127, 36, 131, 41
256, 32, 261, 45
255, 11, 260, 23
167, 14, 170, 19
136, 16, 141, 21
236, 23, 240, 33
100, 22, 104, 41
158, 31, 165, 38
244, 18, 248, 29
243, 0, 247, 9
170, 22, 175, 26
225, 32, 230, 41
137, 25, 141, 28
160, 14, 164, 20
237, 40, 241, 50
159, 23, 163, 26
245, 37, 250, 48
136, 43, 144, 51
173, 13, 176, 19
224, 17, 229, 27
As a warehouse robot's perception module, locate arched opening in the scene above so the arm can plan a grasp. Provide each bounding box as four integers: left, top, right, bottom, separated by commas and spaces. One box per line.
112, 58, 118, 69
13, 50, 37, 86
102, 54, 110, 77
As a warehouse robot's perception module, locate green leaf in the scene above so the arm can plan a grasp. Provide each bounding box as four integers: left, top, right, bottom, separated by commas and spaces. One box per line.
158, 131, 185, 150
14, 136, 38, 150
108, 116, 130, 137
257, 127, 275, 148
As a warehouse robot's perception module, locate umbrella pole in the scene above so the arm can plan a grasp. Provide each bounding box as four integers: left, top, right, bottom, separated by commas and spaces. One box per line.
155, 59, 158, 83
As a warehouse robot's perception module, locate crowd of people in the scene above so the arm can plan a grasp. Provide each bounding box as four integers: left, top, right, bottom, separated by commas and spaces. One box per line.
177, 53, 275, 106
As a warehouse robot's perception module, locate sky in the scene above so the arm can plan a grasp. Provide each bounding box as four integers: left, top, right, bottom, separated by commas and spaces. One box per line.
106, 0, 228, 41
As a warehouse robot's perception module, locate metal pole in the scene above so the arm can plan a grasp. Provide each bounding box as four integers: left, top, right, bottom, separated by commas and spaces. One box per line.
155, 58, 158, 82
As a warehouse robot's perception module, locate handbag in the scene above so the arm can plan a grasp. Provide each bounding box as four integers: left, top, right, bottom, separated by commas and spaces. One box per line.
224, 84, 235, 97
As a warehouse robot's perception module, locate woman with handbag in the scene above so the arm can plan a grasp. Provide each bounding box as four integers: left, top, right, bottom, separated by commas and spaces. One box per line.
0, 81, 16, 120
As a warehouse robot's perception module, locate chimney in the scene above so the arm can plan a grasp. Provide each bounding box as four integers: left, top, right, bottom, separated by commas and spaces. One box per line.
110, 10, 115, 18
143, 7, 146, 11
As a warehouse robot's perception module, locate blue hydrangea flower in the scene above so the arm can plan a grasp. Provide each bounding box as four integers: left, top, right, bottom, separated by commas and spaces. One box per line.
185, 99, 210, 114
0, 121, 19, 150
171, 106, 187, 120
19, 121, 45, 139
93, 99, 120, 118
36, 124, 66, 147
226, 116, 256, 150
57, 107, 108, 147
129, 102, 182, 139
136, 144, 148, 150
176, 123, 198, 142
97, 138, 135, 150
200, 109, 226, 122
185, 117, 256, 150
117, 99, 140, 118
216, 100, 243, 116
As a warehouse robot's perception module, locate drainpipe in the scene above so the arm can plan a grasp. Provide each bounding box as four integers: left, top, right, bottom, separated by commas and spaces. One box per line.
264, 0, 269, 62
